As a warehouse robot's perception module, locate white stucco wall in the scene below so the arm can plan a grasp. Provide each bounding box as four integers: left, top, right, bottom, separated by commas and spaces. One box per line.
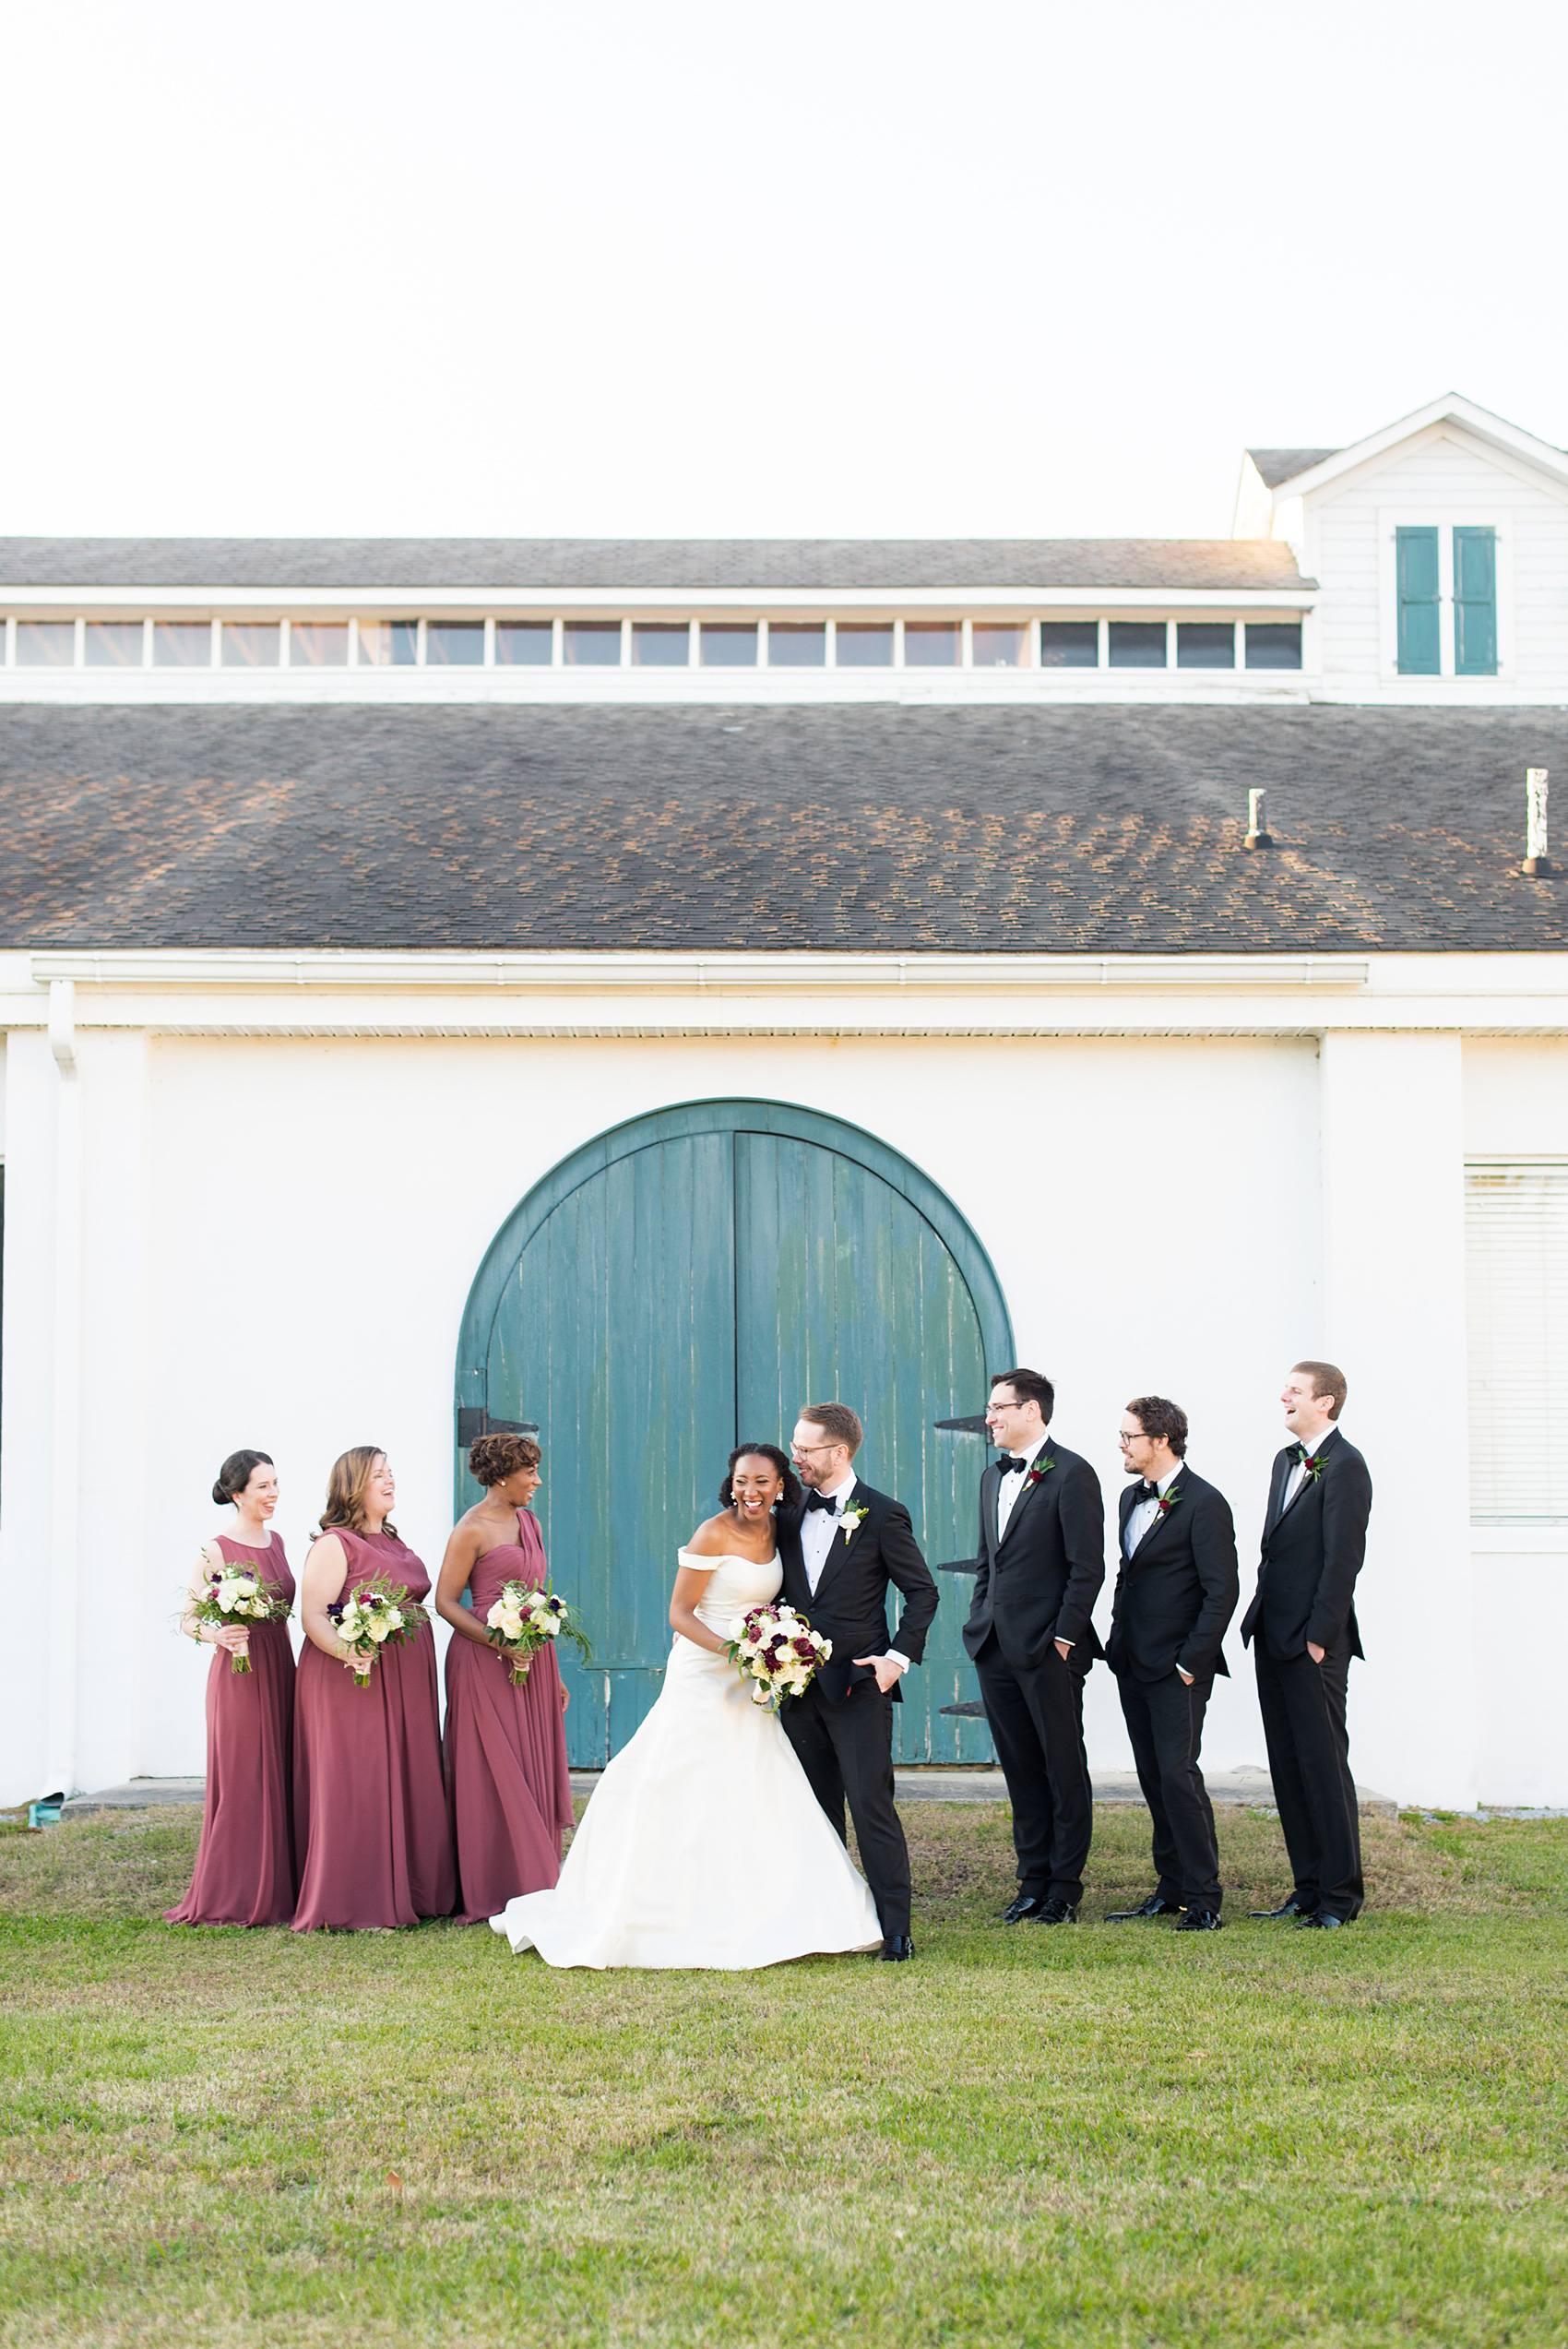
1464, 1037, 1568, 1805
2, 1008, 1564, 1809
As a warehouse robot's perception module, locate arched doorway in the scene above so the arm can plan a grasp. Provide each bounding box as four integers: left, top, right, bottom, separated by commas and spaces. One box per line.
455, 1100, 1013, 1767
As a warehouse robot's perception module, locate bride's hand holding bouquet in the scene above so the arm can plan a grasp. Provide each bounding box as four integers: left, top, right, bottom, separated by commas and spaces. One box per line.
725, 1603, 831, 1710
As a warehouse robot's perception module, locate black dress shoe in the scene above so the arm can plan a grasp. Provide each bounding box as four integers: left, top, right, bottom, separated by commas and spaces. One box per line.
1105, 1893, 1182, 1922
1029, 1898, 1079, 1926
1002, 1894, 1047, 1924
878, 1935, 915, 1961
1293, 1911, 1345, 1930
1249, 1896, 1309, 1920
1173, 1908, 1223, 1932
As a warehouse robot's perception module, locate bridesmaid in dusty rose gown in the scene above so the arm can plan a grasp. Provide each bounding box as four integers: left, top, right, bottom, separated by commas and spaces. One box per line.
292, 1447, 455, 1931
436, 1432, 575, 1923
166, 1449, 297, 1928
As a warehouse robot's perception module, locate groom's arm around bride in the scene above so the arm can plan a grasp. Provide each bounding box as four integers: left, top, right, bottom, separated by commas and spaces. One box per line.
779, 1401, 939, 1961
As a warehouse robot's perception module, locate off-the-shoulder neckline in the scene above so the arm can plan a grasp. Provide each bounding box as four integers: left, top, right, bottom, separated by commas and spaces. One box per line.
677, 1546, 778, 1565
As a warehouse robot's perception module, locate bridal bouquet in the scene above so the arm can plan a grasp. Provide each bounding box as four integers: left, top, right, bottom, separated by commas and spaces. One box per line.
327, 1575, 429, 1688
190, 1556, 291, 1674
725, 1604, 832, 1711
486, 1581, 592, 1684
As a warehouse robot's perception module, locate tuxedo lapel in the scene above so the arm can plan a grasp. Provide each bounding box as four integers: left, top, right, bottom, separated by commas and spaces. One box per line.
1277, 1428, 1340, 1527
997, 1460, 1051, 1550
1264, 1450, 1292, 1535
810, 1491, 872, 1599
1124, 1469, 1188, 1565
980, 1463, 1003, 1568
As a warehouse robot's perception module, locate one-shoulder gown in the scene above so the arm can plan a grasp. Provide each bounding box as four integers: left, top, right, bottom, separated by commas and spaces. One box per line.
491, 1550, 882, 1969
444, 1508, 574, 1922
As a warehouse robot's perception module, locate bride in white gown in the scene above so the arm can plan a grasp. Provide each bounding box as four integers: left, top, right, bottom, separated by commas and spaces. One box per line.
491, 1445, 882, 1969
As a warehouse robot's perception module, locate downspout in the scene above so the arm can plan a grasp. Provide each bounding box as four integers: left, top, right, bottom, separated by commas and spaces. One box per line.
44, 980, 82, 1798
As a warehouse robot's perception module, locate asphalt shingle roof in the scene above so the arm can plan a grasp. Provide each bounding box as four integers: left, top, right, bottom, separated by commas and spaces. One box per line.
1245, 449, 1339, 489
2, 703, 1563, 953
0, 537, 1313, 593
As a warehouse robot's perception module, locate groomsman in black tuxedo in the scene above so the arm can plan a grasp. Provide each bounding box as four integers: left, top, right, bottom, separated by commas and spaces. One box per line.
1104, 1396, 1239, 1931
963, 1368, 1104, 1926
1241, 1361, 1374, 1929
780, 1401, 940, 1962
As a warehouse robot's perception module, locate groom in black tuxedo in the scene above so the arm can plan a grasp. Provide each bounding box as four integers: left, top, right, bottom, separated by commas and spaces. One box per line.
1241, 1360, 1373, 1928
778, 1401, 940, 1961
963, 1367, 1105, 1925
1105, 1395, 1239, 1930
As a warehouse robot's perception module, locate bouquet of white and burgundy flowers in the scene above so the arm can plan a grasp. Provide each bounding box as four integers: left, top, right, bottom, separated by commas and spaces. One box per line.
327, 1574, 429, 1688
725, 1603, 832, 1711
189, 1556, 291, 1674
485, 1581, 592, 1684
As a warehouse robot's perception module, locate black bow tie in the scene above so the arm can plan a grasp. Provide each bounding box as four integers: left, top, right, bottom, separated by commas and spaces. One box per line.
1135, 1479, 1161, 1502
1292, 1444, 1313, 1466
805, 1490, 839, 1515
1000, 1455, 1030, 1475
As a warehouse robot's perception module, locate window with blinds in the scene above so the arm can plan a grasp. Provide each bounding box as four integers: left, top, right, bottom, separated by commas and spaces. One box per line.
1466, 1164, 1568, 1520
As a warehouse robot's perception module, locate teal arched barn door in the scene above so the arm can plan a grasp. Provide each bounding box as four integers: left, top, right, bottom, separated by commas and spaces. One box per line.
455, 1101, 1013, 1767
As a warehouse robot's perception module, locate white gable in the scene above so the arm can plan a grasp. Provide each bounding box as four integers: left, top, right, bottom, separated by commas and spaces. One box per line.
1241, 399, 1568, 700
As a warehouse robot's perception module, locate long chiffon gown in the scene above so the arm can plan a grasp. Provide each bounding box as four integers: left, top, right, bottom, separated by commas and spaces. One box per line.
291, 1527, 456, 1931
491, 1550, 882, 1969
444, 1508, 575, 1924
165, 1532, 297, 1928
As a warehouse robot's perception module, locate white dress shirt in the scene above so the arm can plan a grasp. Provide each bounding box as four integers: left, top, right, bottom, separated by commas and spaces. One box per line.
995, 1432, 1050, 1544
798, 1471, 909, 1675
1281, 1425, 1331, 1510
1124, 1460, 1182, 1556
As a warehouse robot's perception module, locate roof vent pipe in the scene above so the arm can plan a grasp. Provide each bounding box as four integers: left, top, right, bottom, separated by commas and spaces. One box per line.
1242, 787, 1273, 851
1523, 769, 1554, 877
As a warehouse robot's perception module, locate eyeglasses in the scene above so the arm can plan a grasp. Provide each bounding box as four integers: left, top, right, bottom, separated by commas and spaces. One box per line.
792, 1441, 842, 1456
1116, 1432, 1148, 1447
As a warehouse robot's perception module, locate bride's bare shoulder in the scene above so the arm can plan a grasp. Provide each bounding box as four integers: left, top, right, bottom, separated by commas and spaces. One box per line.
683, 1512, 739, 1560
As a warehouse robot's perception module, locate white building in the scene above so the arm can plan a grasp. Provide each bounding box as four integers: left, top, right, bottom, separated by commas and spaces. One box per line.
2, 392, 1565, 1812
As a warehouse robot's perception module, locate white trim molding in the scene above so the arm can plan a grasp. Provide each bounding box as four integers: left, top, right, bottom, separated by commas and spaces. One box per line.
3, 948, 1567, 1042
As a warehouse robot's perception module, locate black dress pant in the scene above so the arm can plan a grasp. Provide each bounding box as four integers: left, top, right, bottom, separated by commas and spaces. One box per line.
781, 1679, 909, 1938
1116, 1668, 1221, 1912
1253, 1630, 1363, 1920
974, 1633, 1093, 1907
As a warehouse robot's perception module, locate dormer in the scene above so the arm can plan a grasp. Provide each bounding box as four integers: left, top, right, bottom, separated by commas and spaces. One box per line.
1234, 395, 1568, 699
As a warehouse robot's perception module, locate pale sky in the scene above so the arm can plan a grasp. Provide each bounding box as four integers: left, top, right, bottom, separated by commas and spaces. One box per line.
4, 0, 1564, 543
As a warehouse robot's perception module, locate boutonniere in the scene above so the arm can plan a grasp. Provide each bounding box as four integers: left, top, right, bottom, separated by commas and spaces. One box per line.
1026, 1455, 1055, 1486
839, 1502, 870, 1541
1295, 1448, 1325, 1485
1156, 1485, 1182, 1518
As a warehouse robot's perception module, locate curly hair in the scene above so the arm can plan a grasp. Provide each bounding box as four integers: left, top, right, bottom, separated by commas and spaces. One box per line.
1125, 1395, 1189, 1457
469, 1431, 542, 1486
719, 1441, 803, 1529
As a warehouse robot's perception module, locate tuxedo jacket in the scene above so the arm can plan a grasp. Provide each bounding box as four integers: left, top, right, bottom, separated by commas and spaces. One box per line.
962, 1440, 1105, 1676
777, 1482, 939, 1704
1240, 1425, 1372, 1662
1105, 1464, 1239, 1685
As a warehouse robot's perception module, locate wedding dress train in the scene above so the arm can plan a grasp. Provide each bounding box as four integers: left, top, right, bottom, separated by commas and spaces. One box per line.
490, 1550, 883, 1968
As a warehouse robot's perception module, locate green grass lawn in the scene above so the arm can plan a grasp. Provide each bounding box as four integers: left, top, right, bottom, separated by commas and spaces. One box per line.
0, 1798, 1564, 2346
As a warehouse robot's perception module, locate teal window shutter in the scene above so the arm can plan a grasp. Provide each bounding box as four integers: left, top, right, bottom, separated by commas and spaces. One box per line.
1454, 527, 1498, 675
1396, 527, 1441, 674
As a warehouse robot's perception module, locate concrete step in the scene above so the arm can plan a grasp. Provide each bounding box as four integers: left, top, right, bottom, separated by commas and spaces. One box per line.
59, 1766, 1399, 1820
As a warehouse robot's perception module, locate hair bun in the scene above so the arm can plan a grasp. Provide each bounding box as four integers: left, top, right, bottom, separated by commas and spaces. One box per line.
210, 1479, 231, 1507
